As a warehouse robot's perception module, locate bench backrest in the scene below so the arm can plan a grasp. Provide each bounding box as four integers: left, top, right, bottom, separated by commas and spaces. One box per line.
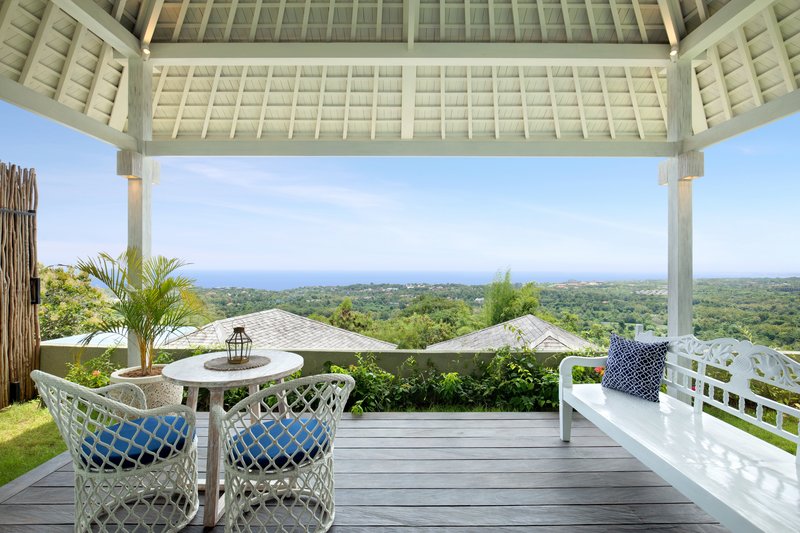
636, 332, 800, 457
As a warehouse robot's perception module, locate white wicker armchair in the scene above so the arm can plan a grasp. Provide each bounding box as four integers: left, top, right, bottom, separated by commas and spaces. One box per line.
31, 370, 199, 532
212, 373, 355, 533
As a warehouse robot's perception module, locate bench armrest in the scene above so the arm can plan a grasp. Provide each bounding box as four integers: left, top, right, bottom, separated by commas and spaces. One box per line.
559, 355, 608, 388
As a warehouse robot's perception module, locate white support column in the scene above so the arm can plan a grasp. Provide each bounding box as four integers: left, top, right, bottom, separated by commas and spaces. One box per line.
662, 59, 702, 338
119, 57, 154, 367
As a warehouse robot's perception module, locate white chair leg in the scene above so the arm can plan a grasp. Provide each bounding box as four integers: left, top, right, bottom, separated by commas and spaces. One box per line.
560, 401, 573, 442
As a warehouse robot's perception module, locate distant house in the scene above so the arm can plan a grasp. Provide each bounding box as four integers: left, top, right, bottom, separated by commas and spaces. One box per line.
164, 308, 397, 351
426, 314, 596, 353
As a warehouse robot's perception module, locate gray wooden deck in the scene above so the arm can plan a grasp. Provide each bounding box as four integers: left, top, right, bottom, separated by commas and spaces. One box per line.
0, 412, 727, 532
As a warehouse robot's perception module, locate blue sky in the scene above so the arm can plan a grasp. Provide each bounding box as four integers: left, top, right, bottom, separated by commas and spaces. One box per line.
1, 99, 798, 279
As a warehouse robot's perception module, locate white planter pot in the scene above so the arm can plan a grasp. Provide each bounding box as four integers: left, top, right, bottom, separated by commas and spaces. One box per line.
110, 365, 184, 409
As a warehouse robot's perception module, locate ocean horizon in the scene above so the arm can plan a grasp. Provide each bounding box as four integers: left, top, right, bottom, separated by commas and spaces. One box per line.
182, 270, 800, 291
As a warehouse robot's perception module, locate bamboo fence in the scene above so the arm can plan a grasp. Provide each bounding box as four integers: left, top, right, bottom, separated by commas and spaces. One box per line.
0, 162, 39, 409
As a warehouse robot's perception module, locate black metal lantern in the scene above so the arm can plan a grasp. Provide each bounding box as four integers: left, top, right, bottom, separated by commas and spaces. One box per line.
226, 326, 252, 364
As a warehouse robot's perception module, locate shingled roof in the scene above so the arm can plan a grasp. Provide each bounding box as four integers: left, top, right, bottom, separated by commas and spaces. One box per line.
426, 314, 596, 353
165, 308, 396, 351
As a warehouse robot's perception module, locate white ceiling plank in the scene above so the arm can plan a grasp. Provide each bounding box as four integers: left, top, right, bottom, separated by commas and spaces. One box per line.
149, 42, 673, 67
326, 0, 335, 41
464, 0, 471, 40
171, 66, 195, 139
679, 0, 778, 60
685, 87, 800, 151
736, 27, 762, 107
315, 66, 328, 139
560, 0, 572, 43
19, 2, 58, 86
250, 0, 263, 41
608, 0, 623, 42
224, 0, 239, 41
376, 0, 383, 40
171, 0, 191, 42
690, 68, 707, 133
440, 68, 446, 140
370, 67, 379, 140
135, 0, 165, 44
274, 0, 288, 42
651, 67, 667, 125
51, 0, 139, 57
230, 66, 249, 139
54, 23, 85, 103
764, 6, 797, 93
350, 0, 359, 41
256, 66, 274, 139
0, 75, 136, 149
343, 66, 352, 139
0, 0, 21, 43
466, 67, 473, 139
84, 44, 112, 115
202, 67, 222, 139
288, 67, 302, 139
585, 0, 597, 42
404, 0, 417, 50
631, 0, 647, 42
147, 139, 679, 158
625, 66, 644, 139
573, 68, 588, 139
518, 67, 529, 139
487, 0, 495, 41
491, 66, 499, 139
109, 64, 128, 130
510, 0, 520, 42
401, 65, 415, 139
152, 67, 168, 117
537, 1, 546, 42
598, 67, 615, 139
197, 0, 215, 41
709, 47, 732, 120
439, 0, 445, 39
301, 0, 312, 40
546, 66, 560, 139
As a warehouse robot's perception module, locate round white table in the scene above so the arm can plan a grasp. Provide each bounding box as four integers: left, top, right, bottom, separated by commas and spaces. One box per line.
162, 350, 304, 528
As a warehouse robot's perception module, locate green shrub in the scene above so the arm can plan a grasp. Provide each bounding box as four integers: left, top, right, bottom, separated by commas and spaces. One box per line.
328, 348, 604, 414
65, 347, 120, 388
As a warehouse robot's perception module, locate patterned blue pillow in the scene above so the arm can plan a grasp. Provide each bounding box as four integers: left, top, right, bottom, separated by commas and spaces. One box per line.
601, 334, 669, 402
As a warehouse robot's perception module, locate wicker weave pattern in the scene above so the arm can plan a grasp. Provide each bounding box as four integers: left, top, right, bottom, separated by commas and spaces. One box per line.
31, 370, 199, 532
213, 373, 354, 533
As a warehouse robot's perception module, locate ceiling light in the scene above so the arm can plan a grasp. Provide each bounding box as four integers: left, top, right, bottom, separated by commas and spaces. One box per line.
670, 45, 679, 59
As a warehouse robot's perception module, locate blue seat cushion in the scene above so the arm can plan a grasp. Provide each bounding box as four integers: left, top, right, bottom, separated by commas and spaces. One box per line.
229, 418, 328, 470
81, 415, 192, 470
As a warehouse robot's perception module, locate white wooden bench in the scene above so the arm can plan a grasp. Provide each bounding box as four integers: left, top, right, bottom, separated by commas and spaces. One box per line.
559, 333, 800, 533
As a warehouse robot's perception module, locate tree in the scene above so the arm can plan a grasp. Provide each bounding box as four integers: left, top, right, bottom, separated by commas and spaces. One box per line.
484, 270, 540, 325
77, 250, 206, 375
39, 265, 108, 340
330, 298, 373, 333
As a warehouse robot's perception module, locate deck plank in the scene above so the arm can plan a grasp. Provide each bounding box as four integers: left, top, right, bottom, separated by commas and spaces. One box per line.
0, 411, 724, 531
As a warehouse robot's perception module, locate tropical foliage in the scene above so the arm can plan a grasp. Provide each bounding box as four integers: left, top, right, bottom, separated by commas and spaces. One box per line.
77, 250, 206, 375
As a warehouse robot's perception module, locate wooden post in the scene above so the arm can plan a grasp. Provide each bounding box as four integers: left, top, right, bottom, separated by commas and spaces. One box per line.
119, 56, 154, 368
662, 59, 702, 338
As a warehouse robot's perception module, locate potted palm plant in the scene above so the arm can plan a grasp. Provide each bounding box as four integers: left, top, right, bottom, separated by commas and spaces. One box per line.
78, 249, 205, 408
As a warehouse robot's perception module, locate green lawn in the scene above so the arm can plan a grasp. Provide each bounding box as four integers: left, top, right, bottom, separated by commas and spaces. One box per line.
0, 400, 66, 487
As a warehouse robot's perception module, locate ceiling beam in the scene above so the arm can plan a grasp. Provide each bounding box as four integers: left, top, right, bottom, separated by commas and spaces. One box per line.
0, 75, 136, 149
146, 139, 679, 158
51, 0, 140, 58
147, 42, 672, 67
134, 0, 165, 45
679, 0, 778, 60
684, 88, 800, 152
